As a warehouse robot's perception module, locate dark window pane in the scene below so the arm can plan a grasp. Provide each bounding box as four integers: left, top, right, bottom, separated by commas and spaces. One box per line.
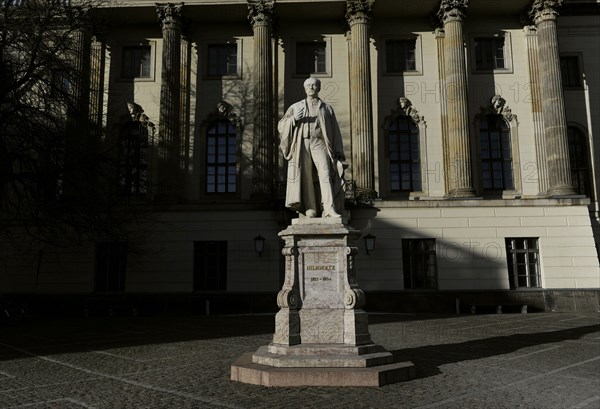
386, 39, 417, 73
207, 44, 238, 76
480, 114, 513, 190
194, 241, 227, 291
296, 41, 327, 74
122, 46, 151, 78
568, 126, 591, 197
403, 239, 437, 289
561, 56, 581, 87
505, 238, 540, 289
95, 242, 127, 292
474, 37, 505, 71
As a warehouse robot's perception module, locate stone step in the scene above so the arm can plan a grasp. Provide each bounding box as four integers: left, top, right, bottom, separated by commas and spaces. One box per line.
252, 346, 395, 368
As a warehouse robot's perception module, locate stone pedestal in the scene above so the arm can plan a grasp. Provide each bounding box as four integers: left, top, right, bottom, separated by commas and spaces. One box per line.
231, 219, 415, 387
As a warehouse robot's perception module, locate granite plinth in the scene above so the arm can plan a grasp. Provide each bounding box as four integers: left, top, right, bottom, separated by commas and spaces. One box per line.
252, 344, 394, 368
231, 353, 416, 387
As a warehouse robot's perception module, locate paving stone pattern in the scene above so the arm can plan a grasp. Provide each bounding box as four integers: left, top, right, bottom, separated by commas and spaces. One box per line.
0, 313, 598, 408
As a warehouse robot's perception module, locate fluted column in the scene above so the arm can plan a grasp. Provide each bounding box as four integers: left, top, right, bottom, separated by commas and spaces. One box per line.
435, 28, 450, 194
529, 0, 575, 196
524, 25, 549, 195
248, 0, 275, 196
438, 0, 475, 198
63, 14, 92, 198
157, 3, 183, 200
346, 0, 375, 194
89, 34, 106, 141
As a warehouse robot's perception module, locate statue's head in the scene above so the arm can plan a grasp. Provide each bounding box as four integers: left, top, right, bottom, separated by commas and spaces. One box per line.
303, 77, 321, 97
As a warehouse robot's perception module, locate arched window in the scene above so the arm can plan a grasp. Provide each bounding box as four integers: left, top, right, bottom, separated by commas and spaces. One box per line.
568, 126, 591, 197
480, 114, 513, 190
389, 115, 421, 192
206, 119, 237, 194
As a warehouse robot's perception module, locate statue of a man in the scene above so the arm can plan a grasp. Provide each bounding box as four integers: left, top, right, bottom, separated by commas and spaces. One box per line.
278, 78, 346, 218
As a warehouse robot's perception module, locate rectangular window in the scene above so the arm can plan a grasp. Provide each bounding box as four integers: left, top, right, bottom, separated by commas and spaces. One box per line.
296, 41, 327, 75
560, 56, 582, 88
389, 116, 421, 192
402, 239, 437, 289
207, 44, 238, 77
122, 46, 151, 78
474, 37, 505, 71
194, 241, 227, 291
480, 114, 514, 191
95, 242, 127, 292
206, 120, 237, 194
505, 238, 541, 289
385, 39, 417, 73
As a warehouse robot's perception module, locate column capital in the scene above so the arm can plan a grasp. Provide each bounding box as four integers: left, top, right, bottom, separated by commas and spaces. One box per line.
529, 0, 562, 25
345, 0, 374, 26
248, 0, 274, 29
156, 3, 183, 31
437, 0, 468, 24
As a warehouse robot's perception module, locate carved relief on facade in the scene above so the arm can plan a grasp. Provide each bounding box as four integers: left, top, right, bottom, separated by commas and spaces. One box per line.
383, 97, 426, 128
200, 101, 243, 130
478, 95, 518, 125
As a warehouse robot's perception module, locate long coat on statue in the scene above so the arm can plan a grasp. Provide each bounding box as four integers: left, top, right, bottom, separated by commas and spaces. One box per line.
278, 98, 346, 213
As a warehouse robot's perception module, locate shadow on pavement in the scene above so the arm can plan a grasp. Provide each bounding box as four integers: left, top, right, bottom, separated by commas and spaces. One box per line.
390, 323, 600, 379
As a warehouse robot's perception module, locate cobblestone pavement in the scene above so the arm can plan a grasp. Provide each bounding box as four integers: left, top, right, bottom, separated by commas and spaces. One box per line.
0, 312, 598, 409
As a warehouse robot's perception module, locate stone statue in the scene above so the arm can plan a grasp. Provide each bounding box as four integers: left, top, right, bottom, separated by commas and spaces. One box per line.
278, 78, 346, 218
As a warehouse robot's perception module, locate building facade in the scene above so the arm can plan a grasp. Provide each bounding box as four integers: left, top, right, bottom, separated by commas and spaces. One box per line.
2, 0, 600, 313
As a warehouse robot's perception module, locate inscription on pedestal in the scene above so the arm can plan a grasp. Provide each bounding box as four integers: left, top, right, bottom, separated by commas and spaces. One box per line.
302, 249, 342, 309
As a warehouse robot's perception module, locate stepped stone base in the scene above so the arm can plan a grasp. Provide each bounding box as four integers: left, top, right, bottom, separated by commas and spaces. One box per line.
252, 343, 394, 368
230, 220, 416, 387
231, 353, 416, 387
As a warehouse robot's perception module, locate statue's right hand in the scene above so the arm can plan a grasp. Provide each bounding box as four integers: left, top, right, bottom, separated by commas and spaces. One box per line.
293, 106, 304, 121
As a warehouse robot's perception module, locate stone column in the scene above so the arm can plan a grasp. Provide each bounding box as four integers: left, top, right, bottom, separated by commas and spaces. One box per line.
435, 28, 451, 194
524, 25, 549, 195
438, 0, 475, 198
63, 16, 92, 198
157, 3, 183, 200
248, 0, 275, 196
529, 0, 575, 196
346, 0, 375, 195
89, 34, 106, 141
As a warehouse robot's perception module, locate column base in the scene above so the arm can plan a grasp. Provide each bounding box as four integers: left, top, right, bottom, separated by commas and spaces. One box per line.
547, 184, 579, 197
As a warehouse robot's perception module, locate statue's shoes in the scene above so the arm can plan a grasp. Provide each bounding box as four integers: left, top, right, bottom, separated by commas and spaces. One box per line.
305, 209, 317, 218
322, 208, 341, 218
